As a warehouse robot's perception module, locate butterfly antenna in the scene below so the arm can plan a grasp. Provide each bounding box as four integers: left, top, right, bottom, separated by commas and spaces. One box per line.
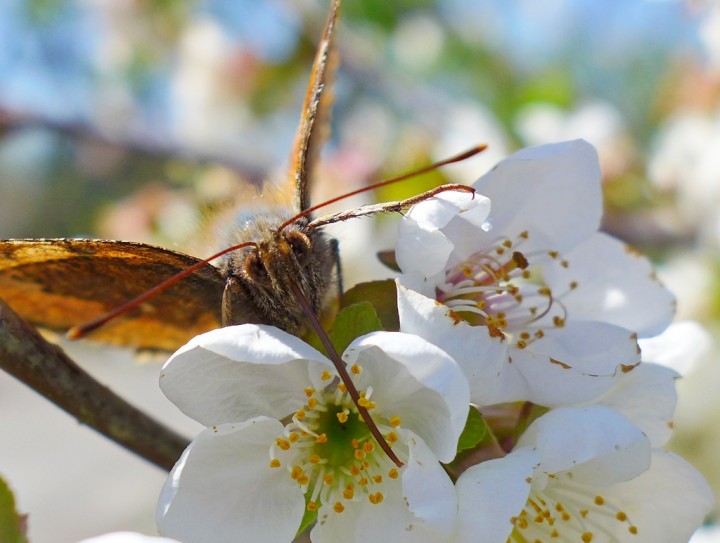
288, 282, 403, 467
277, 143, 487, 231
67, 241, 258, 340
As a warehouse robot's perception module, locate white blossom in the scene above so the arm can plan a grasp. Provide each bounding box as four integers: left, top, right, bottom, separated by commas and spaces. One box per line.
156, 325, 469, 543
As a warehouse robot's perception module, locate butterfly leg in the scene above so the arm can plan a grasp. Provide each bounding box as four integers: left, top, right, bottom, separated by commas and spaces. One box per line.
330, 237, 344, 303
222, 275, 261, 327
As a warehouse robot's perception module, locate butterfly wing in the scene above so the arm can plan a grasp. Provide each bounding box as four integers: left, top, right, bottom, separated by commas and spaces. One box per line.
286, 0, 341, 212
0, 239, 224, 351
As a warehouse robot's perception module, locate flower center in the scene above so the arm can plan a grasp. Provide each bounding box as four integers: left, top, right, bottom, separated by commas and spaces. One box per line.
438, 230, 577, 349
269, 367, 404, 515
509, 474, 639, 542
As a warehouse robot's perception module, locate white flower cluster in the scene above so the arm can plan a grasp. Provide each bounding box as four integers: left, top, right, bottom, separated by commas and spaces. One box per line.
154, 140, 713, 543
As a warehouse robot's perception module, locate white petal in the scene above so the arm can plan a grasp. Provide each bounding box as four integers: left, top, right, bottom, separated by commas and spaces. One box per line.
160, 325, 332, 425
397, 192, 491, 279
311, 498, 362, 543
518, 406, 651, 485
472, 140, 602, 253
343, 331, 469, 462
396, 284, 508, 405
396, 217, 455, 278
588, 362, 678, 447
597, 449, 714, 543
398, 431, 457, 540
355, 432, 457, 543
543, 232, 676, 337
528, 321, 640, 375
77, 534, 182, 543
506, 321, 640, 406
312, 433, 455, 543
405, 190, 490, 231
639, 321, 712, 375
454, 447, 538, 543
494, 348, 610, 405
157, 417, 304, 543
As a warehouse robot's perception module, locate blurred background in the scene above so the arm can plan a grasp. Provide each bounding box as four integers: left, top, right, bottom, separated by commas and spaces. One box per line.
1, 0, 719, 541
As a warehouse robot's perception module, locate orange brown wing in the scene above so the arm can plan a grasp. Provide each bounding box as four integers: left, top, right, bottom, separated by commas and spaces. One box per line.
0, 239, 224, 351
286, 0, 341, 212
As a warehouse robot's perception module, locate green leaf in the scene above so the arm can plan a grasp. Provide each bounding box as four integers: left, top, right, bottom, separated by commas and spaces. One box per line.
341, 280, 399, 331
456, 406, 489, 454
330, 302, 384, 354
0, 476, 28, 543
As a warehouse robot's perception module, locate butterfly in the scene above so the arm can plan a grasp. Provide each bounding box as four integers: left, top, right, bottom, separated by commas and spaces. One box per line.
0, 0, 343, 352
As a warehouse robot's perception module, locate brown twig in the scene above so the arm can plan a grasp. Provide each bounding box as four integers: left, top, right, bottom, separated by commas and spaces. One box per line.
0, 298, 189, 471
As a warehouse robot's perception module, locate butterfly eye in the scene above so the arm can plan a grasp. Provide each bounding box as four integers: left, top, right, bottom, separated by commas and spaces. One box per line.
286, 231, 312, 268
245, 252, 270, 285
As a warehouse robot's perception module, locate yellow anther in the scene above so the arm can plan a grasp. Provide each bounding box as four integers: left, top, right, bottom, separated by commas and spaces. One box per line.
354, 449, 366, 460
516, 340, 527, 349
616, 512, 628, 522
553, 316, 565, 328
323, 474, 334, 485
309, 454, 322, 464
304, 387, 315, 397
389, 416, 401, 427
569, 280, 578, 289
321, 370, 332, 381
549, 250, 559, 259
386, 431, 398, 444
581, 533, 593, 543
307, 501, 318, 512
373, 475, 383, 483
363, 441, 375, 453
368, 492, 384, 504
351, 439, 359, 449
503, 239, 512, 248
359, 477, 369, 486
343, 487, 355, 500
269, 458, 281, 468
336, 410, 349, 423
295, 409, 306, 420
350, 465, 361, 476
351, 364, 362, 375
315, 433, 328, 444
594, 496, 605, 506
297, 475, 310, 485
290, 466, 303, 480
337, 382, 347, 393
333, 502, 345, 513
358, 397, 371, 408
307, 398, 318, 409
288, 432, 300, 443
629, 526, 638, 535
388, 468, 399, 479
276, 438, 291, 451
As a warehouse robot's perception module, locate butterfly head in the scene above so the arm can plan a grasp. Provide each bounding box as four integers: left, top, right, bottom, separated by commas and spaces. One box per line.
221, 217, 335, 334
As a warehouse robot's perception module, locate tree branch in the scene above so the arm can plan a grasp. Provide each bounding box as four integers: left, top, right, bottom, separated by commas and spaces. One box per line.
0, 298, 189, 471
